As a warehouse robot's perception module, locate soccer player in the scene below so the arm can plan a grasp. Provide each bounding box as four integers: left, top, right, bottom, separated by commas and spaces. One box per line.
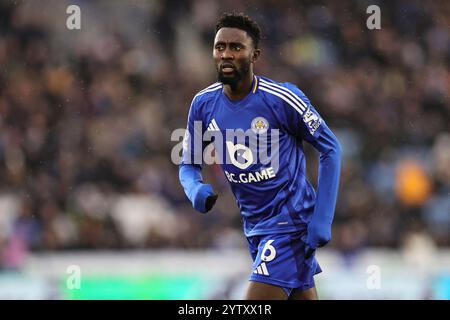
179, 13, 341, 300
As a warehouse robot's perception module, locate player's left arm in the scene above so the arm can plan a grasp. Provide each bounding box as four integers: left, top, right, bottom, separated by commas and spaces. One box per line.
281, 83, 342, 256
306, 121, 341, 255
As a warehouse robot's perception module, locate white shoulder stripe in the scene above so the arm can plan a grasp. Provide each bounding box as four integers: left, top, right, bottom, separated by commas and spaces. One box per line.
198, 82, 222, 94
259, 79, 308, 110
259, 87, 305, 115
259, 82, 306, 112
192, 85, 222, 102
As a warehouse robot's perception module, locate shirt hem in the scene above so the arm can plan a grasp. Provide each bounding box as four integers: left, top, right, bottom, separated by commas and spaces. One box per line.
244, 225, 307, 238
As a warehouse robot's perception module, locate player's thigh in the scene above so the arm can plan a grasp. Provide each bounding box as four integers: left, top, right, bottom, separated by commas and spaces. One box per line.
289, 286, 318, 300
245, 280, 287, 300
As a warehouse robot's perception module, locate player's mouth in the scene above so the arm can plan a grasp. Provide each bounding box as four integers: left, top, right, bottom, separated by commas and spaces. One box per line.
221, 63, 236, 74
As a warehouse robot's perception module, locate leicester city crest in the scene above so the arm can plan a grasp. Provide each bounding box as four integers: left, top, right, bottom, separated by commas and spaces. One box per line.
251, 116, 269, 134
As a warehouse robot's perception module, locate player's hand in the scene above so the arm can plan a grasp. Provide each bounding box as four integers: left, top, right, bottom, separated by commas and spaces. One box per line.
306, 221, 331, 258
205, 193, 218, 212
192, 183, 218, 213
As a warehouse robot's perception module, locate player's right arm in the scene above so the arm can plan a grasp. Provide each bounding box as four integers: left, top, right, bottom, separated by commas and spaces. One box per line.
179, 96, 218, 214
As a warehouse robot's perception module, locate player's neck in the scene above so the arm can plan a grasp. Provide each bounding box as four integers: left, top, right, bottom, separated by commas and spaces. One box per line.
223, 72, 254, 101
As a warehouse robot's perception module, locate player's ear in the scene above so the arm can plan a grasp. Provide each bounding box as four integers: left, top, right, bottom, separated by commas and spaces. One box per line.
251, 49, 261, 63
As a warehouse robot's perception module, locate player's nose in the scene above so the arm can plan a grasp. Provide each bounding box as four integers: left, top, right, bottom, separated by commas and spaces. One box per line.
221, 48, 234, 60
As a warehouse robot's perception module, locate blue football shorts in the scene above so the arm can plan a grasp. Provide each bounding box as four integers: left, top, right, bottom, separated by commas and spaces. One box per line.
246, 230, 322, 298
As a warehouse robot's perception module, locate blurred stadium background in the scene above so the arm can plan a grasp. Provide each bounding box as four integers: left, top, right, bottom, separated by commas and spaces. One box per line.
0, 0, 449, 299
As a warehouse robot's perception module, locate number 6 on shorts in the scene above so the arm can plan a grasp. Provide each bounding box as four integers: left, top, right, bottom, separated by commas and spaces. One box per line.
261, 240, 276, 262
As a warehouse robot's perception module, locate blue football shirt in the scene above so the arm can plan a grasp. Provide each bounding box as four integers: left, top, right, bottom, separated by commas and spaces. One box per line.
181, 75, 336, 237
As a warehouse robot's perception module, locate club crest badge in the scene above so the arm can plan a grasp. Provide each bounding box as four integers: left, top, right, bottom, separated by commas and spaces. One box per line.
251, 117, 269, 134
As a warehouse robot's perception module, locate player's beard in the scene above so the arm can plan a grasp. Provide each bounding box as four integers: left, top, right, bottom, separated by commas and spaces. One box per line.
217, 60, 250, 91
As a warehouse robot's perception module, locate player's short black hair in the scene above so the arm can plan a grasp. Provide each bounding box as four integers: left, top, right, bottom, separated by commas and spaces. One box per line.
215, 12, 261, 49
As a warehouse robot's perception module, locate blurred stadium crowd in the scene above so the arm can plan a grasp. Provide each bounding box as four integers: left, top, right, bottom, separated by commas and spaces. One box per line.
0, 0, 449, 268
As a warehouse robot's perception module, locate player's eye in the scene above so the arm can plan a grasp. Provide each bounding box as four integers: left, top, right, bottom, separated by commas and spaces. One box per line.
234, 45, 242, 51
215, 44, 224, 51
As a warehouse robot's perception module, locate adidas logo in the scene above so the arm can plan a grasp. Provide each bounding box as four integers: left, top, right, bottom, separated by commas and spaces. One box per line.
207, 119, 220, 131
253, 262, 269, 276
